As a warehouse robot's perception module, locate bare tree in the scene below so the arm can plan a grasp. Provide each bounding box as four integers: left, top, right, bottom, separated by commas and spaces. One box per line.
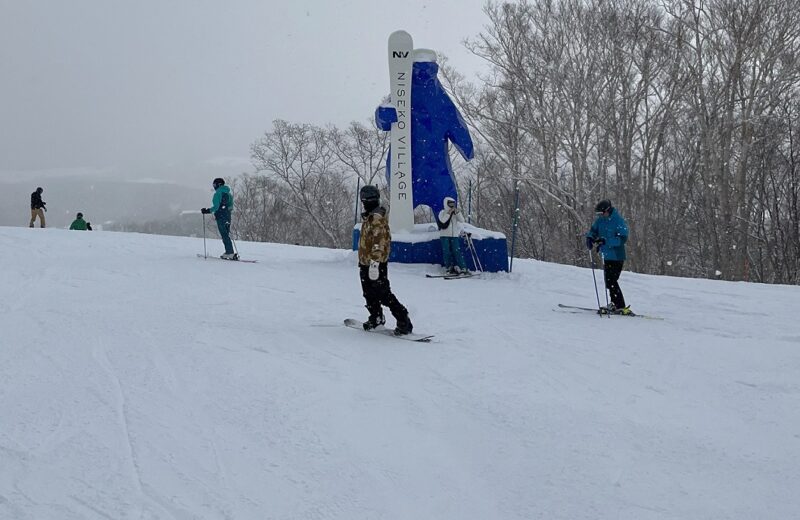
235, 119, 390, 248
442, 0, 800, 283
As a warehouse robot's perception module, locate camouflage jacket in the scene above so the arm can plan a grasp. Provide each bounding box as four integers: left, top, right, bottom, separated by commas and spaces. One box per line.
358, 207, 391, 265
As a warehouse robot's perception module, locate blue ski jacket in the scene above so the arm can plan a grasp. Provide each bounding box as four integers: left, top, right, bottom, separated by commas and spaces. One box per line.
586, 208, 629, 261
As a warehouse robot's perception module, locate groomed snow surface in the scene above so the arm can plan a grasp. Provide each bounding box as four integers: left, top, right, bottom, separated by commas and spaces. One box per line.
1, 227, 798, 520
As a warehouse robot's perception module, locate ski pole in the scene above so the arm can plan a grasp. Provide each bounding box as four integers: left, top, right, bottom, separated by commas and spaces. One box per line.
589, 249, 603, 318
202, 213, 207, 259
471, 235, 483, 272
600, 251, 611, 318
466, 233, 484, 272
229, 218, 239, 257
230, 222, 239, 256
464, 234, 477, 272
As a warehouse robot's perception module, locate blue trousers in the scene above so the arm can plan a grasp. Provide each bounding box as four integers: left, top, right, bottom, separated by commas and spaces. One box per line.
216, 215, 234, 254
441, 236, 466, 269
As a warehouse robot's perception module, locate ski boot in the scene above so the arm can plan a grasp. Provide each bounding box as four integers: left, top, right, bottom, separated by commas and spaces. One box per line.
597, 304, 616, 315
617, 306, 634, 316
220, 252, 239, 261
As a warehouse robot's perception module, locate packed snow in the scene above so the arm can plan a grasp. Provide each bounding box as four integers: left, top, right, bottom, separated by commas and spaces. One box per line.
1, 226, 798, 519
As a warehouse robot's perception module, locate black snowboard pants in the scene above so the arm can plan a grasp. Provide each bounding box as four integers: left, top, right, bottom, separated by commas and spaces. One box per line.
359, 262, 408, 321
603, 260, 626, 309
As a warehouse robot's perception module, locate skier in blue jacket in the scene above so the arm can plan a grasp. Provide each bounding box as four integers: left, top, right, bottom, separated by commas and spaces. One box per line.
586, 199, 632, 315
201, 178, 237, 260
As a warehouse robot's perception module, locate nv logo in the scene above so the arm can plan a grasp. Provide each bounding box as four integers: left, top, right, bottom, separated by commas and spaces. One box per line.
392, 51, 409, 58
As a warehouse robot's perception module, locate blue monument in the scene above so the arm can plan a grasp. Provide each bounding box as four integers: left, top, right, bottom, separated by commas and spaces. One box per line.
353, 34, 508, 273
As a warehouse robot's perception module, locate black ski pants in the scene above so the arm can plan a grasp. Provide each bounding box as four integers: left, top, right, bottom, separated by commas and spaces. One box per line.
603, 260, 626, 309
359, 262, 408, 320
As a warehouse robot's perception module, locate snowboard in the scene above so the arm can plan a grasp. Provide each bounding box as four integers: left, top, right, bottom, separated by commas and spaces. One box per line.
387, 30, 414, 232
343, 318, 433, 342
197, 254, 257, 263
556, 303, 663, 320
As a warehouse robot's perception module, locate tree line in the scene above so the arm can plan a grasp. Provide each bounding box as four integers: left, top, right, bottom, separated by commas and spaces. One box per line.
232, 0, 800, 284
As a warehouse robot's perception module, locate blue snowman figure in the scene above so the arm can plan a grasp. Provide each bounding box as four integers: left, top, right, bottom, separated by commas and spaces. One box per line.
375, 50, 474, 215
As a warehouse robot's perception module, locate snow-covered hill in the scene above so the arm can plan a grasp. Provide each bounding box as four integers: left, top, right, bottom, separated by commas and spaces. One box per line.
1, 227, 798, 520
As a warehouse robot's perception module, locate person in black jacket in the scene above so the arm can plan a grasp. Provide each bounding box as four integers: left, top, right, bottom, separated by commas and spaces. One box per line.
29, 187, 46, 228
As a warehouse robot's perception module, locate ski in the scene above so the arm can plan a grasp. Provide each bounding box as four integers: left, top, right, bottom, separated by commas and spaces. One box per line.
196, 254, 257, 263
426, 272, 476, 279
444, 272, 476, 280
557, 303, 663, 320
343, 318, 433, 342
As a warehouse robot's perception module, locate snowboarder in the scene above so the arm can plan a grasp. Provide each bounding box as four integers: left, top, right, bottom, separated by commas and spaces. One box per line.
437, 196, 468, 275
586, 199, 632, 315
69, 212, 92, 231
357, 185, 413, 335
29, 187, 46, 228
201, 178, 237, 260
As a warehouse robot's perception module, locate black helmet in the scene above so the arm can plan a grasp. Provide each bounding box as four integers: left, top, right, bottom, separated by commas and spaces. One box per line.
213, 178, 225, 190
76, 212, 83, 219
360, 185, 380, 203
594, 199, 612, 213
360, 185, 381, 212
36, 187, 43, 193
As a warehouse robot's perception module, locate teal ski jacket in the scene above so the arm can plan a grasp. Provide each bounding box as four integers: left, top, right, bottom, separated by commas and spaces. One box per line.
209, 185, 233, 216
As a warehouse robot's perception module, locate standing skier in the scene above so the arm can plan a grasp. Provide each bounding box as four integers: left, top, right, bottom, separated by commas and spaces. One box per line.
358, 185, 413, 335
201, 178, 237, 260
29, 187, 46, 228
586, 199, 632, 315
437, 196, 468, 275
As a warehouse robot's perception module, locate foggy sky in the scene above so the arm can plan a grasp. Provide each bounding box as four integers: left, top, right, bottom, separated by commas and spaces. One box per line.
0, 0, 488, 191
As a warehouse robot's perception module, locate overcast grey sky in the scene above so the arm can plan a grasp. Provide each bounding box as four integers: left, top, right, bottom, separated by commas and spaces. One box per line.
0, 0, 489, 190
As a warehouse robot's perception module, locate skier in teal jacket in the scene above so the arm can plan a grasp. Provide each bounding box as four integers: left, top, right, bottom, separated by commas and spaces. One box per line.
201, 178, 237, 260
586, 199, 631, 314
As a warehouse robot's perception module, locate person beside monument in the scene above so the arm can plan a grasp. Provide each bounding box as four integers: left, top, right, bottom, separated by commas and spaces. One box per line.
437, 197, 468, 275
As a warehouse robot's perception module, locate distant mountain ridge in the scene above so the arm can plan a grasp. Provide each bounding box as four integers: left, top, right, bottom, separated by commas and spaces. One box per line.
0, 178, 208, 230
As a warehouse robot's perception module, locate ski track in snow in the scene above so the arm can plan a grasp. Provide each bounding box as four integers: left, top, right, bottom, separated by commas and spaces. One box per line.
1, 227, 799, 519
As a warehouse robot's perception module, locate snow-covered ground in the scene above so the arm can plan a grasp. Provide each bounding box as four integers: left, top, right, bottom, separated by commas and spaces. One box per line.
1, 226, 798, 520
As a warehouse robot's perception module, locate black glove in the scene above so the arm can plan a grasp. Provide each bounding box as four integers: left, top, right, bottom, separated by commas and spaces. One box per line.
594, 237, 606, 249
201, 208, 211, 214
585, 236, 594, 250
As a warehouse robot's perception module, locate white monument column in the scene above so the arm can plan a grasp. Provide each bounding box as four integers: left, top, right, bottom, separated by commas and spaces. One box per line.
387, 30, 414, 232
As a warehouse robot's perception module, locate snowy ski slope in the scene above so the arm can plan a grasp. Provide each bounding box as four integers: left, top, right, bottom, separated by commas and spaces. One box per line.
1, 227, 798, 519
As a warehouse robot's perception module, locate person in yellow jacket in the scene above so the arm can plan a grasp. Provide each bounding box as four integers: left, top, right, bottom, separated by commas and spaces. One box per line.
357, 185, 413, 335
